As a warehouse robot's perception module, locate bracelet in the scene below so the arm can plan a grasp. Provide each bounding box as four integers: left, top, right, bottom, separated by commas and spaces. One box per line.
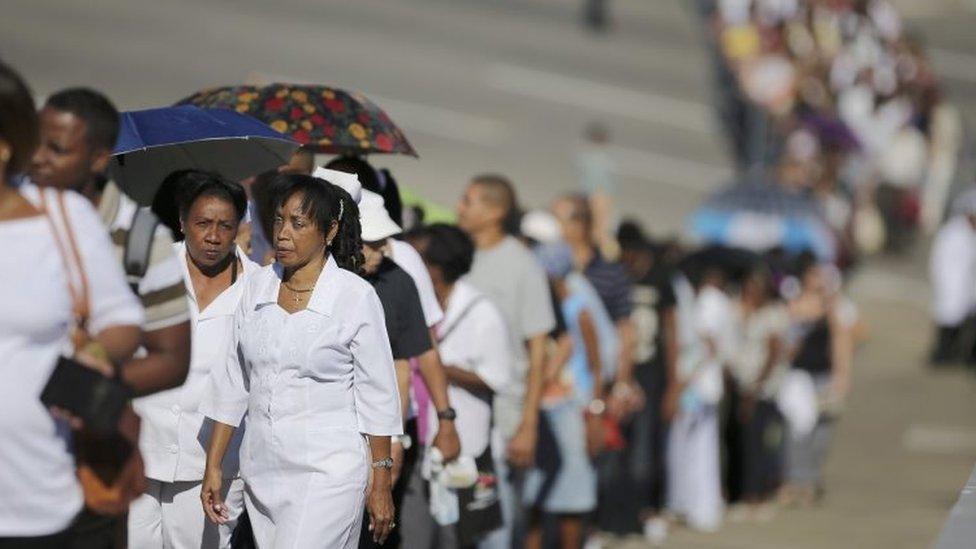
372, 457, 394, 470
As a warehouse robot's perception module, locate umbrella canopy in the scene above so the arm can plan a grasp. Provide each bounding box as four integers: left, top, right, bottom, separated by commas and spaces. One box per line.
690, 181, 836, 261
109, 106, 298, 205
176, 84, 418, 158
678, 245, 763, 283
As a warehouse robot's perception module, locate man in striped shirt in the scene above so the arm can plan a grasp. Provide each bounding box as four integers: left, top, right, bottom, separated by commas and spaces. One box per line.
30, 87, 192, 548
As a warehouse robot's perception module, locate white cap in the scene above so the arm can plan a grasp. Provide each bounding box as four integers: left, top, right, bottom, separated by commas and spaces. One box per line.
313, 166, 362, 204
360, 189, 402, 242
520, 209, 562, 244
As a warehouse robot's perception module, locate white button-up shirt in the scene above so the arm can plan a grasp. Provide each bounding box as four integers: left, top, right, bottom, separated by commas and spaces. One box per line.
201, 255, 402, 481
133, 243, 257, 482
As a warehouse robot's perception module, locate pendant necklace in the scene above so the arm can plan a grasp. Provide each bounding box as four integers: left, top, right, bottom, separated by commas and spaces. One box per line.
283, 282, 314, 304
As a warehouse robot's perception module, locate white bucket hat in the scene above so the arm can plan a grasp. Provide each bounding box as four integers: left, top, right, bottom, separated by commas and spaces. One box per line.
359, 189, 402, 243
313, 166, 362, 204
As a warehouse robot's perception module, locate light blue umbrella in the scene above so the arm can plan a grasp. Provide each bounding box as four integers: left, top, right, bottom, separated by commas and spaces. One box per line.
108, 105, 299, 205
690, 182, 837, 261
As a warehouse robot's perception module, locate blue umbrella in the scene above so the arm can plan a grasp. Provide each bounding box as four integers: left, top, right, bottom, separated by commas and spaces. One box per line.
690, 181, 837, 261
108, 105, 299, 205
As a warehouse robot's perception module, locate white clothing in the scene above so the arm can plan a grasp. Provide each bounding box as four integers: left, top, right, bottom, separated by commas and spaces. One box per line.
666, 407, 723, 532
427, 281, 512, 456
202, 256, 402, 548
930, 216, 976, 326
0, 184, 143, 536
691, 286, 734, 405
128, 478, 245, 549
390, 239, 443, 327
728, 304, 789, 399
135, 243, 257, 483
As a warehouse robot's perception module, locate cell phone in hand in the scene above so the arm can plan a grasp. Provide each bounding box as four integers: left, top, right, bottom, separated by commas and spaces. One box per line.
40, 355, 130, 434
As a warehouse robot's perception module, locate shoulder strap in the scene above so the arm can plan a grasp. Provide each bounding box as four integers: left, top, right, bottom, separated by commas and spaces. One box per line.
123, 206, 160, 290
40, 189, 91, 347
436, 295, 486, 344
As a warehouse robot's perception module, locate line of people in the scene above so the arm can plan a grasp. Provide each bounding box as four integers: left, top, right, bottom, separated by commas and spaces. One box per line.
0, 54, 860, 549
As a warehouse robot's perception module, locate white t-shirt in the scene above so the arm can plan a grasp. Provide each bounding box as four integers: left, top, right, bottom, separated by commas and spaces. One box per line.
427, 281, 512, 457
389, 239, 443, 328
0, 184, 143, 536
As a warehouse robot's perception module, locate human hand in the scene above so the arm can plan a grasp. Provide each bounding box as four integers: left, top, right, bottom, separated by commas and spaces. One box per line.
506, 422, 538, 468
367, 471, 395, 544
433, 421, 461, 463
200, 468, 229, 524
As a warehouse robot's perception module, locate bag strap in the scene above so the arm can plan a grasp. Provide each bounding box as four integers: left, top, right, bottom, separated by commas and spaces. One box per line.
40, 190, 91, 345
123, 206, 159, 292
436, 295, 485, 345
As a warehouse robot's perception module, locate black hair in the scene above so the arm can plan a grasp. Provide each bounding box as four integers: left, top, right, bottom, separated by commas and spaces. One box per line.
251, 169, 281, 251
175, 170, 247, 222
324, 156, 404, 226
44, 87, 119, 151
415, 223, 474, 284
151, 170, 246, 241
793, 250, 819, 279
272, 173, 364, 275
0, 60, 38, 179
617, 218, 652, 251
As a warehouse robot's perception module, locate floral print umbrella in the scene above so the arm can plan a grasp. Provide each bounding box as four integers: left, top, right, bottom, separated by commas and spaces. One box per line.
176, 84, 418, 157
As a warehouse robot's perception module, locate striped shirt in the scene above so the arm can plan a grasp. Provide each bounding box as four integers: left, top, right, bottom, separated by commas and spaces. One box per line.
583, 252, 633, 322
97, 181, 189, 331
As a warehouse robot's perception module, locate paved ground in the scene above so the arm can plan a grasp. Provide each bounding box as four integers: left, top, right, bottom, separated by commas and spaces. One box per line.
4, 1, 976, 546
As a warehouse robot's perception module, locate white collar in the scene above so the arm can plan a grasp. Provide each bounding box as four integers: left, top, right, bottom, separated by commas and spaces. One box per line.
254, 254, 343, 317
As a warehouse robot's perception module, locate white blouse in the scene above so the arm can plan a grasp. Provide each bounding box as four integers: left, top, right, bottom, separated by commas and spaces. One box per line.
134, 243, 257, 483
202, 255, 402, 479
0, 184, 143, 536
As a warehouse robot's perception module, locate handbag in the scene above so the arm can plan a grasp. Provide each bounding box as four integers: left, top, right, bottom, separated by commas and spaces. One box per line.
41, 188, 146, 516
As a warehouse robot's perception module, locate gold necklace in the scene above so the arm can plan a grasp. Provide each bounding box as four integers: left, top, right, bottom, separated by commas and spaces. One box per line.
282, 282, 314, 304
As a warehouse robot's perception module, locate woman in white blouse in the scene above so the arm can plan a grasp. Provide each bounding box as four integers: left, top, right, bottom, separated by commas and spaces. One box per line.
0, 61, 143, 544
129, 171, 256, 548
200, 174, 402, 548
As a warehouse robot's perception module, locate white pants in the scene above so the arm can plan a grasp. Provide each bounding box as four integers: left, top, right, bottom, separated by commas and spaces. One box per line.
128, 478, 245, 549
666, 406, 723, 531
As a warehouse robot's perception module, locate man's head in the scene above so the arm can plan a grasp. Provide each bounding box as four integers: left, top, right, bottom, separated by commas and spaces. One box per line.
456, 173, 517, 238
551, 194, 593, 248
176, 170, 247, 271
278, 147, 315, 175
30, 88, 119, 192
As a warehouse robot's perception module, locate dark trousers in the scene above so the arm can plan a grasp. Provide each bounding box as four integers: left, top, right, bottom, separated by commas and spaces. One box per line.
595, 359, 668, 534
0, 531, 71, 549
68, 511, 124, 549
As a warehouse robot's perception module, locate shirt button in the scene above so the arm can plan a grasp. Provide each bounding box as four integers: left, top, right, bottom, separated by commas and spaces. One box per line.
168, 444, 179, 454
171, 405, 181, 415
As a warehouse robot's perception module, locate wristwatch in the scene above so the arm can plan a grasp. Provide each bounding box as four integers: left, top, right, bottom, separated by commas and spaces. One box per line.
372, 457, 394, 470
436, 407, 457, 421
587, 399, 606, 416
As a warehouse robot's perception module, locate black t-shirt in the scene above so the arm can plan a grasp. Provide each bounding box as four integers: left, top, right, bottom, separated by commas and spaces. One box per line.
631, 263, 677, 366
367, 258, 433, 360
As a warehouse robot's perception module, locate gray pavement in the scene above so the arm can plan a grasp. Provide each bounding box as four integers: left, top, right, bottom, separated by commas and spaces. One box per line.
3, 1, 976, 546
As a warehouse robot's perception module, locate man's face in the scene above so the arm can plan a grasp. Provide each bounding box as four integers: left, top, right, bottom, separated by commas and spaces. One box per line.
30, 107, 107, 191
181, 195, 240, 270
551, 198, 588, 246
456, 183, 496, 235
361, 240, 387, 275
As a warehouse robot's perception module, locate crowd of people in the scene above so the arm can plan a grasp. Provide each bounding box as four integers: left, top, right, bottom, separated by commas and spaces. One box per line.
0, 49, 866, 549
698, 0, 965, 256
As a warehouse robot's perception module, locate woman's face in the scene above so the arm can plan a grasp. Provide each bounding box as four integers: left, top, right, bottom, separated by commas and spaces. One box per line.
801, 264, 827, 295
361, 240, 386, 275
273, 191, 336, 269
181, 195, 240, 270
